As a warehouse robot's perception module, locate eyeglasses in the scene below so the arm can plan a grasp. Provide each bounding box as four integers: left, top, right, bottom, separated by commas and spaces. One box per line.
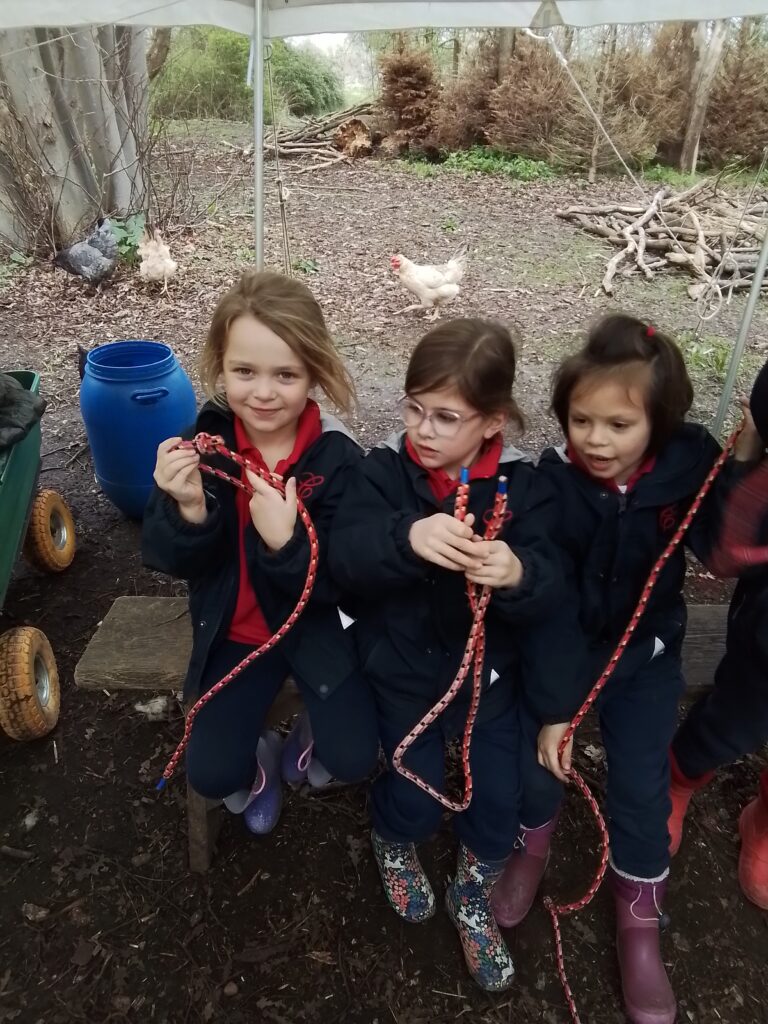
397, 396, 481, 439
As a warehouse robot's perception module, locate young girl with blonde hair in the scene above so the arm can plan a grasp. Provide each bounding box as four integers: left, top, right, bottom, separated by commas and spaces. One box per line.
143, 271, 377, 834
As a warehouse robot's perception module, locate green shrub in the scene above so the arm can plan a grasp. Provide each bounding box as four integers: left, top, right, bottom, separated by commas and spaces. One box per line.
111, 214, 146, 264
397, 156, 442, 178
443, 146, 554, 181
642, 164, 700, 188
151, 29, 343, 122
270, 41, 343, 117
151, 28, 255, 121
678, 331, 732, 379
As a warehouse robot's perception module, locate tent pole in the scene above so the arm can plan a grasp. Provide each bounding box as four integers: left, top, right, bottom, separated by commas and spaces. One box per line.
712, 226, 768, 437
253, 0, 264, 269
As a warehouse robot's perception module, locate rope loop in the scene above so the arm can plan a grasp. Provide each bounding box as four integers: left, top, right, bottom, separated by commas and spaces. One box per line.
392, 474, 509, 812
546, 426, 741, 1022
156, 434, 318, 789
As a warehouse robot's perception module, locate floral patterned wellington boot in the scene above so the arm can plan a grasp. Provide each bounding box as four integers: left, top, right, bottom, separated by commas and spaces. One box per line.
371, 830, 436, 922
446, 844, 515, 992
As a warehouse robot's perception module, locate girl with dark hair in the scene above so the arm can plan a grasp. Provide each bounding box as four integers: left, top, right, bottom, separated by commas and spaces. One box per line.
329, 318, 574, 992
493, 314, 753, 1024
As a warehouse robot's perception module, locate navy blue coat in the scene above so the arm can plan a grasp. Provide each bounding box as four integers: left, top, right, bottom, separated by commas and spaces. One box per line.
328, 432, 582, 725
725, 511, 768, 695
536, 423, 737, 697
141, 402, 362, 700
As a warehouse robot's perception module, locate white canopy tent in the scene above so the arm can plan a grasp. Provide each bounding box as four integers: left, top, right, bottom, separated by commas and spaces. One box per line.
3, 1, 768, 427
4, 2, 768, 34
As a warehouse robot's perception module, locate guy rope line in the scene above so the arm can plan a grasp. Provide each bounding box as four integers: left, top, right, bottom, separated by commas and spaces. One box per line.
265, 42, 293, 276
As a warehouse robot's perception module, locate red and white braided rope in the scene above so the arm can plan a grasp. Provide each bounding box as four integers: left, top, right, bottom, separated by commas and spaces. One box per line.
392, 475, 509, 812
157, 432, 318, 790
546, 427, 741, 1024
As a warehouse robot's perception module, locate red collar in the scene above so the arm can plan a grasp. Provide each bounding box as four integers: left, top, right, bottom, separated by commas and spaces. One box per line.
233, 399, 322, 476
566, 443, 656, 493
406, 433, 504, 504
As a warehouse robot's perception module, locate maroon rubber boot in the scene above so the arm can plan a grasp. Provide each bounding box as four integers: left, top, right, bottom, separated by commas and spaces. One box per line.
609, 866, 676, 1024
667, 749, 714, 856
490, 816, 558, 928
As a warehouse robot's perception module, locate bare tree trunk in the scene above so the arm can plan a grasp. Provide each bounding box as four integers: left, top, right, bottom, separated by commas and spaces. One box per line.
0, 25, 149, 248
680, 20, 727, 174
147, 27, 172, 82
0, 29, 97, 243
496, 28, 515, 83
588, 26, 617, 184
452, 36, 460, 78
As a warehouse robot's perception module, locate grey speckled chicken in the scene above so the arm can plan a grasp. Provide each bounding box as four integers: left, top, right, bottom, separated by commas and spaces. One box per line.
53, 218, 118, 284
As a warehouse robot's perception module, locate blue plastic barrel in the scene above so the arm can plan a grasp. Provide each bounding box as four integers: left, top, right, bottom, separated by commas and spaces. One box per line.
80, 340, 197, 519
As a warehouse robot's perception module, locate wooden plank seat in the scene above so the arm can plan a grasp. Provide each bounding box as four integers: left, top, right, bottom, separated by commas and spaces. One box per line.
74, 597, 729, 871
75, 596, 302, 872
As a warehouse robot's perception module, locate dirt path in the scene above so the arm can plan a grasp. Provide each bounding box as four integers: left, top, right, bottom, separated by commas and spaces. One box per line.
1, 141, 766, 1023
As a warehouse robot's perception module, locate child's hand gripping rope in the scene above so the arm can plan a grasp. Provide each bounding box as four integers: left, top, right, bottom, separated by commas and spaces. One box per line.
155, 432, 318, 792
392, 470, 509, 812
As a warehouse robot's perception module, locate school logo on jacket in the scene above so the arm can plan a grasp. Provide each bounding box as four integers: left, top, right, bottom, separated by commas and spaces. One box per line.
296, 473, 325, 500
659, 503, 679, 533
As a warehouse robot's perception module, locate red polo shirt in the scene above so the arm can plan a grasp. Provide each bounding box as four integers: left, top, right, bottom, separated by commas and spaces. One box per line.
405, 433, 504, 504
227, 401, 323, 645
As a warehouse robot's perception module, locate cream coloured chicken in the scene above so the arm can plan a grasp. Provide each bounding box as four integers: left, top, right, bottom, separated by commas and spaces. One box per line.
137, 228, 178, 294
390, 245, 467, 321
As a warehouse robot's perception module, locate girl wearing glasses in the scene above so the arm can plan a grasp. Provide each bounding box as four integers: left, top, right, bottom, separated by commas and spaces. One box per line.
329, 319, 577, 991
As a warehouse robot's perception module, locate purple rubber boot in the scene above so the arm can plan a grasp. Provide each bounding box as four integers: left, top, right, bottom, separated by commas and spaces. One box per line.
281, 711, 314, 786
609, 865, 676, 1024
243, 731, 284, 835
491, 815, 559, 928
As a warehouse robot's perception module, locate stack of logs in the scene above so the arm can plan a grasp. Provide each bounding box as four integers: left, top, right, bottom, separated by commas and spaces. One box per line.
557, 181, 768, 299
228, 103, 378, 173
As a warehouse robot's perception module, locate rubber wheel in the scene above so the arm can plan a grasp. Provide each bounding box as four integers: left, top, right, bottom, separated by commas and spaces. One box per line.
0, 627, 60, 740
23, 490, 76, 572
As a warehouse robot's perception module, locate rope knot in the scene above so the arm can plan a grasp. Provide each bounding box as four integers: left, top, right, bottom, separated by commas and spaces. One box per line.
192, 432, 226, 455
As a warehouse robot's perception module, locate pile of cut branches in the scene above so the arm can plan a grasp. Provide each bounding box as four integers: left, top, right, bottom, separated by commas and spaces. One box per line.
557, 181, 768, 300
224, 104, 377, 173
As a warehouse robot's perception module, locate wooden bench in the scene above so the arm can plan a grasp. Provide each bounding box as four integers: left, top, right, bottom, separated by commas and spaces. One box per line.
74, 596, 729, 872
74, 595, 302, 873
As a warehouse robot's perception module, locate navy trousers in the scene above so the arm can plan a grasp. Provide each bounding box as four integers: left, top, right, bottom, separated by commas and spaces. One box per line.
186, 640, 379, 799
520, 649, 684, 879
372, 688, 521, 863
673, 592, 768, 778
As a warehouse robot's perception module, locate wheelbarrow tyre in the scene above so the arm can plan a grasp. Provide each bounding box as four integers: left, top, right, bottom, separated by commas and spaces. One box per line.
0, 628, 60, 740
23, 490, 76, 573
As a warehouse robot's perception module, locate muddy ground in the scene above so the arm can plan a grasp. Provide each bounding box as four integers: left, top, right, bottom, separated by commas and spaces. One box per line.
1, 128, 767, 1023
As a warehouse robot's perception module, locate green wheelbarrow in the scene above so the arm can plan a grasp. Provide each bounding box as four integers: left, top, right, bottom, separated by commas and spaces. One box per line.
0, 370, 76, 740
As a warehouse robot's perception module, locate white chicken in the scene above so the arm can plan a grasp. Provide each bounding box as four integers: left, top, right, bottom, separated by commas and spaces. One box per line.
390, 244, 468, 321
137, 228, 178, 295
